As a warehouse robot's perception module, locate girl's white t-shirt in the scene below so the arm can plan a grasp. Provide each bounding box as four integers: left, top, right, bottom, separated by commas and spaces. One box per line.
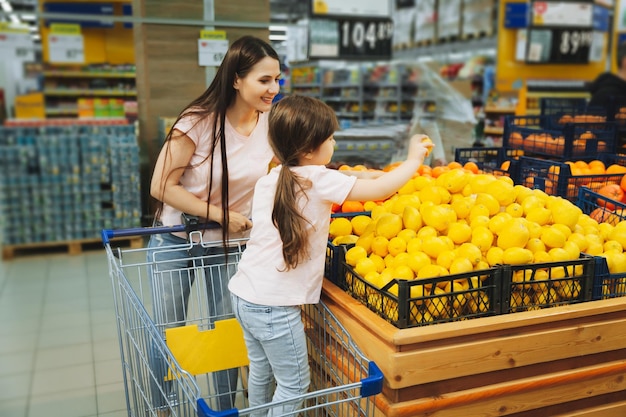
158, 111, 274, 241
228, 165, 357, 306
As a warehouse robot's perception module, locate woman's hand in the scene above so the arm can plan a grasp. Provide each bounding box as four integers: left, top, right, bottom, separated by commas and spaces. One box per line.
225, 211, 253, 234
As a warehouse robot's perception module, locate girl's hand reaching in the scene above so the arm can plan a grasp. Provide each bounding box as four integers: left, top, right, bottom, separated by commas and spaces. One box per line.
407, 134, 434, 162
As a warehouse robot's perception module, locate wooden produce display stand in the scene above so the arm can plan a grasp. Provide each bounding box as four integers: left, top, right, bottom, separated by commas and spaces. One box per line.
320, 279, 626, 416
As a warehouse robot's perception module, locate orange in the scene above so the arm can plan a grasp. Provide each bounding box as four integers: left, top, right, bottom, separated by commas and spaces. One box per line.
431, 166, 448, 178
447, 161, 463, 170
606, 164, 626, 174
463, 161, 479, 174
342, 200, 365, 213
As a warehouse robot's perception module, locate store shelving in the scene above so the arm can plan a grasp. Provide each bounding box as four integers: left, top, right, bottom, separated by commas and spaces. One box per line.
42, 64, 136, 118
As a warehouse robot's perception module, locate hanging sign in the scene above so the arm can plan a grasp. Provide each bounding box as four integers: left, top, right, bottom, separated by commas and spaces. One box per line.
198, 30, 228, 67
311, 0, 390, 17
0, 30, 35, 61
48, 24, 84, 63
309, 17, 393, 59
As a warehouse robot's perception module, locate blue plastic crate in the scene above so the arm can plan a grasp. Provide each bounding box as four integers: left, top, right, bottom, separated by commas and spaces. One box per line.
576, 186, 626, 225
539, 97, 588, 117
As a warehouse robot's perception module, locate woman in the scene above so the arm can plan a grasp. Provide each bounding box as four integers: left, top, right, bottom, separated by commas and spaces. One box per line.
147, 35, 281, 414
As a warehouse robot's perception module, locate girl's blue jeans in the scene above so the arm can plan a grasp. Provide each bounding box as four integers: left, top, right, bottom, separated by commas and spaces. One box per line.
230, 293, 310, 417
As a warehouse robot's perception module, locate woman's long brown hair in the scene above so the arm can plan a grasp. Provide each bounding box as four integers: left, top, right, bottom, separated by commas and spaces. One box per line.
268, 96, 339, 269
153, 36, 279, 246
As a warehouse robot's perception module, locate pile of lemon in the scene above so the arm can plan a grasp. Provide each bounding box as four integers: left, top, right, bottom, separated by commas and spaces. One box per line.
329, 169, 626, 321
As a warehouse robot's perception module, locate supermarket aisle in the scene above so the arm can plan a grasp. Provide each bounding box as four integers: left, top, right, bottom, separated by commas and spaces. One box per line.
0, 251, 127, 417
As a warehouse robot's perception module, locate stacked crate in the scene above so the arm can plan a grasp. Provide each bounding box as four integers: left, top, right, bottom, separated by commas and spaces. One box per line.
0, 124, 141, 247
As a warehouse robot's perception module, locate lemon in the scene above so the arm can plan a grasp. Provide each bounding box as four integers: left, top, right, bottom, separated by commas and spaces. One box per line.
470, 215, 491, 229
384, 254, 395, 268
598, 222, 614, 241
505, 202, 524, 218
502, 247, 534, 265
392, 252, 412, 269
436, 169, 470, 193
609, 226, 626, 250
370, 236, 390, 257
471, 226, 494, 252
350, 215, 373, 236
486, 179, 515, 206
497, 218, 530, 250
370, 205, 388, 220
451, 196, 474, 219
449, 257, 474, 275
332, 234, 359, 246
521, 196, 545, 216
447, 222, 472, 244
397, 228, 417, 243
585, 240, 604, 256
475, 193, 500, 216
388, 236, 407, 256
391, 194, 420, 215
394, 265, 415, 280
468, 174, 497, 194
406, 237, 423, 253
541, 226, 566, 249
396, 180, 416, 196
422, 204, 457, 232
549, 247, 571, 262
363, 271, 382, 286
552, 201, 582, 231
363, 200, 379, 211
417, 225, 438, 239
486, 246, 504, 266
421, 236, 449, 259
533, 250, 552, 263
355, 257, 377, 277
457, 243, 482, 265
552, 223, 572, 239
368, 254, 386, 273
436, 249, 457, 270
375, 213, 403, 239
413, 175, 435, 191
407, 251, 431, 274
604, 240, 623, 253
417, 264, 448, 280
567, 232, 588, 252
525, 237, 546, 253
563, 241, 581, 259
402, 205, 422, 231
526, 207, 552, 226
469, 204, 491, 223
419, 186, 442, 204
488, 212, 513, 234
355, 233, 374, 253
345, 246, 367, 267
329, 217, 352, 238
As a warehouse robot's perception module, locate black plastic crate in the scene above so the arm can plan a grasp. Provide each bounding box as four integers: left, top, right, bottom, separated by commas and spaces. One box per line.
336, 252, 502, 328
500, 255, 595, 314
515, 155, 626, 201
325, 212, 371, 283
539, 97, 587, 117
576, 186, 626, 226
590, 255, 626, 300
454, 146, 521, 178
504, 123, 617, 160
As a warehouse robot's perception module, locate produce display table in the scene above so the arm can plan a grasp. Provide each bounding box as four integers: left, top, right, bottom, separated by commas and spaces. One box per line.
320, 279, 626, 416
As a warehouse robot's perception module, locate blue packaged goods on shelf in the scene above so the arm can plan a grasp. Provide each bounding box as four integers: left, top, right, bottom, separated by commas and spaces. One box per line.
576, 186, 626, 226
500, 255, 595, 314
516, 155, 626, 201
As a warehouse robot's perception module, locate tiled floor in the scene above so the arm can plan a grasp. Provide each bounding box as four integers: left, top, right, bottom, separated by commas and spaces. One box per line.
0, 249, 127, 417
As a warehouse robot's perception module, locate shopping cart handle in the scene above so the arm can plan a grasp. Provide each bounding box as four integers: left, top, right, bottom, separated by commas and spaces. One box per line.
101, 222, 220, 245
196, 400, 238, 417
361, 361, 384, 398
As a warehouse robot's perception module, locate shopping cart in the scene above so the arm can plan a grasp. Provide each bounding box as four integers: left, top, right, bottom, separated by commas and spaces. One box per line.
102, 225, 383, 417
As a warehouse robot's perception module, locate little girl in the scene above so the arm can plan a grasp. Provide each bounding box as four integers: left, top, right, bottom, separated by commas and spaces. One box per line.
228, 95, 432, 415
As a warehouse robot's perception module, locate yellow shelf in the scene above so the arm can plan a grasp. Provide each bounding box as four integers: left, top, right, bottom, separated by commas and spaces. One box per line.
43, 71, 135, 79
484, 106, 516, 114
43, 89, 137, 97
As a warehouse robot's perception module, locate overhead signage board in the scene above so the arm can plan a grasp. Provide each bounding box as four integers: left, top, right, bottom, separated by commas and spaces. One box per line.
311, 0, 390, 18
531, 1, 594, 27
309, 17, 393, 60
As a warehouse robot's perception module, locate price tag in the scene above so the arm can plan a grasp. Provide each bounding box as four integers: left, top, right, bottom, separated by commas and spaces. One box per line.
48, 33, 84, 63
309, 17, 393, 59
198, 39, 229, 67
531, 1, 593, 27
0, 32, 35, 61
551, 28, 593, 63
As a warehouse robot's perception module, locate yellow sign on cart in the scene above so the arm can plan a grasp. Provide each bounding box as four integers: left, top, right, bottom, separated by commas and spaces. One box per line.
15, 92, 45, 119
165, 318, 248, 380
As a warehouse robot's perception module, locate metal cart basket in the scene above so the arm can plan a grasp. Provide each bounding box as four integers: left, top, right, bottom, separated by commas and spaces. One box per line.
102, 226, 383, 417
